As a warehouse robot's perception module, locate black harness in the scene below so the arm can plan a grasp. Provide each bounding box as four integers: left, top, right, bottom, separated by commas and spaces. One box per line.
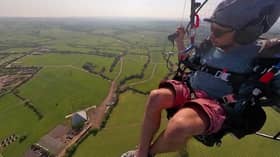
168, 41, 280, 146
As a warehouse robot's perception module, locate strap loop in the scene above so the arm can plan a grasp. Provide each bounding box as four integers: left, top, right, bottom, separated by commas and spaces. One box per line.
214, 71, 231, 82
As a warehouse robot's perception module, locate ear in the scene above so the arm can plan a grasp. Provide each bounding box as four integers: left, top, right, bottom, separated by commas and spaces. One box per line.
234, 26, 262, 45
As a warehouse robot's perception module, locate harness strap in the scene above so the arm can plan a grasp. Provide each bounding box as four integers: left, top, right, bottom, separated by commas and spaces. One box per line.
200, 65, 249, 80
199, 64, 250, 93
217, 94, 237, 104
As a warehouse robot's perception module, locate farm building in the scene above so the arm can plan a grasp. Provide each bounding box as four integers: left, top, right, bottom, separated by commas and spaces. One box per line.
24, 125, 70, 157
71, 111, 88, 130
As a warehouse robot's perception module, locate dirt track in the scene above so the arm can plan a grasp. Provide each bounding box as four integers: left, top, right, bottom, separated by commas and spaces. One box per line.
88, 81, 117, 128
88, 57, 123, 128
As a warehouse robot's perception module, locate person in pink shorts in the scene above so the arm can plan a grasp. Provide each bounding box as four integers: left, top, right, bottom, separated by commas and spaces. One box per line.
121, 0, 280, 156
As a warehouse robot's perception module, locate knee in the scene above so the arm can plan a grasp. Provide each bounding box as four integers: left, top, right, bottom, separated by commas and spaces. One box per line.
166, 116, 190, 139
149, 89, 163, 102
147, 89, 174, 111
166, 108, 208, 137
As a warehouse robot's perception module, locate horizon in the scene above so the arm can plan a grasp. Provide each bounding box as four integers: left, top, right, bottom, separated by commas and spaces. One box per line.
0, 0, 279, 28
0, 0, 221, 19
0, 16, 279, 25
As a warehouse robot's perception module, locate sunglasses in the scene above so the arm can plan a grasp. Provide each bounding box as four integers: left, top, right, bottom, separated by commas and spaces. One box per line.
210, 25, 234, 38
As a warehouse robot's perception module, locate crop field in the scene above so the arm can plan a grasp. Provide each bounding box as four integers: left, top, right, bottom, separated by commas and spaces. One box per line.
125, 63, 155, 85
131, 64, 169, 92
18, 67, 110, 114
19, 53, 116, 77
117, 55, 148, 82
0, 94, 39, 157
0, 67, 110, 157
0, 18, 279, 157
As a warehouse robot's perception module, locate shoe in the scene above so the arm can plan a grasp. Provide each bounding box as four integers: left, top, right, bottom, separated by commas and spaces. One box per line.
121, 150, 137, 157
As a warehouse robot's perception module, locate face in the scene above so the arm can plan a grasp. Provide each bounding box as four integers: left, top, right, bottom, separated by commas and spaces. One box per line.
210, 23, 236, 49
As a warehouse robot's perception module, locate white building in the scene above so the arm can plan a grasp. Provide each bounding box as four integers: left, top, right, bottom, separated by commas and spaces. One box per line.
71, 111, 88, 129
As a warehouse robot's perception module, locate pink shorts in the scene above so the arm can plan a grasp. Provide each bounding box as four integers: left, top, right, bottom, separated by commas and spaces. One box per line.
159, 80, 226, 134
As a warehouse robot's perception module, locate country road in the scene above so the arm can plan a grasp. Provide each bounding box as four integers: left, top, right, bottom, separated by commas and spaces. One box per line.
89, 57, 123, 128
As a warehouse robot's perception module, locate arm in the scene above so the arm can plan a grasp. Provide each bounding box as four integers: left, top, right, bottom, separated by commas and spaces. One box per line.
175, 27, 187, 61
264, 38, 280, 48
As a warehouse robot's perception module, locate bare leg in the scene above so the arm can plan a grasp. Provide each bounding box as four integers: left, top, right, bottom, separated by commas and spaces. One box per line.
149, 105, 209, 155
137, 88, 175, 157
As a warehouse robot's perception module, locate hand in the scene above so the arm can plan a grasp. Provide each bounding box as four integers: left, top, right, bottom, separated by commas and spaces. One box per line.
178, 52, 188, 61
175, 26, 187, 61
175, 26, 186, 43
265, 38, 280, 48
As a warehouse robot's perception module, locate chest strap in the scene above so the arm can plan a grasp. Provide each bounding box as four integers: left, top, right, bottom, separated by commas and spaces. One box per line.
199, 64, 251, 93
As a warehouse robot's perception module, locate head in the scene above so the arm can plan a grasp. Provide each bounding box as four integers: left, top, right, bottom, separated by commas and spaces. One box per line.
205, 0, 280, 49
209, 22, 236, 50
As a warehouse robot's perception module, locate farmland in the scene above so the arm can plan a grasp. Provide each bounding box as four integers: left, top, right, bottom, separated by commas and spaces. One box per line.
0, 18, 279, 157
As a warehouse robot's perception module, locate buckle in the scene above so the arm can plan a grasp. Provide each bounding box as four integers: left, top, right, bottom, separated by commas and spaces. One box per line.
214, 71, 231, 82
222, 94, 236, 104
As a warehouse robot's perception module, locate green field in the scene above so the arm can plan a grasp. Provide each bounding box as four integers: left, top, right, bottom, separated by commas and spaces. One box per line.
0, 94, 39, 157
117, 55, 148, 82
19, 53, 118, 79
0, 67, 110, 157
131, 64, 169, 92
19, 67, 110, 115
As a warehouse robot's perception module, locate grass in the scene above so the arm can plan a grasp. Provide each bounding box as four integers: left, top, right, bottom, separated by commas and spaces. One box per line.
151, 51, 166, 64
132, 64, 169, 92
18, 53, 119, 79
104, 59, 121, 80
0, 47, 33, 53
19, 67, 110, 116
0, 94, 40, 157
126, 63, 155, 85
39, 28, 128, 54
115, 30, 166, 47
128, 47, 148, 55
19, 53, 112, 69
48, 42, 91, 53
117, 55, 148, 82
0, 67, 110, 157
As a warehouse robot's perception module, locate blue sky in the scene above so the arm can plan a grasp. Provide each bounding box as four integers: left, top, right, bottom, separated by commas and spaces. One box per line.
0, 0, 222, 19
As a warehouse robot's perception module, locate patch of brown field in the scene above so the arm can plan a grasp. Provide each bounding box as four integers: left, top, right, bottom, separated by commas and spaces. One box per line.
0, 74, 31, 92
